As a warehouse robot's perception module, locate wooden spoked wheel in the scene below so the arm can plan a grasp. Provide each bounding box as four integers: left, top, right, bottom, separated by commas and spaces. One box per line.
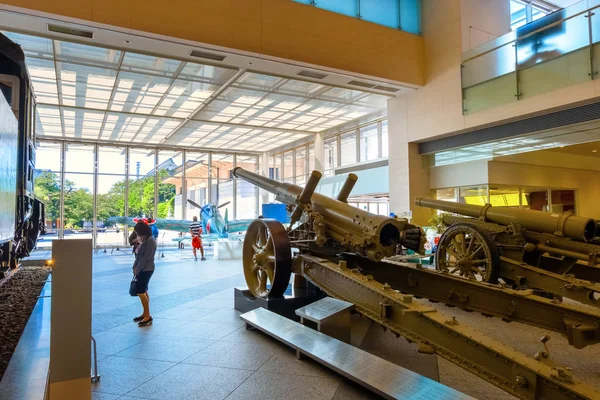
243, 219, 292, 298
435, 223, 499, 283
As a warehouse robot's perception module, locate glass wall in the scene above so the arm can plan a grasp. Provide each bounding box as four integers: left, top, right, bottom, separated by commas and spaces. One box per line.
293, 0, 422, 34
97, 146, 126, 246
184, 151, 209, 219
64, 143, 95, 240
212, 153, 234, 222
272, 119, 387, 181
33, 141, 62, 247
463, 1, 597, 114
434, 185, 577, 214
33, 139, 260, 248
359, 123, 378, 162
236, 155, 259, 219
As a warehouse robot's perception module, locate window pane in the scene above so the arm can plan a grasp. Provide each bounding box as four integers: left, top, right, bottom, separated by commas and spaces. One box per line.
65, 143, 94, 173
489, 187, 522, 207
459, 186, 488, 205
324, 138, 337, 175
510, 0, 527, 30
360, 0, 399, 29
340, 132, 357, 166
98, 146, 125, 175
273, 154, 282, 181
35, 141, 61, 172
551, 189, 575, 214
295, 148, 306, 178
359, 124, 379, 162
308, 144, 315, 172
128, 148, 155, 218
237, 155, 258, 219
97, 174, 126, 246
400, 0, 421, 34
316, 0, 358, 18
63, 173, 94, 237
382, 121, 389, 157
185, 152, 209, 217
522, 188, 548, 212
283, 151, 294, 180
435, 188, 457, 202
211, 153, 234, 221
157, 150, 181, 221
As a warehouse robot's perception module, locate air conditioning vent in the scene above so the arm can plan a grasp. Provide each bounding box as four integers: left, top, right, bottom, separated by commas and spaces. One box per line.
347, 80, 376, 89
298, 70, 328, 79
189, 50, 226, 61
374, 85, 401, 93
47, 24, 94, 38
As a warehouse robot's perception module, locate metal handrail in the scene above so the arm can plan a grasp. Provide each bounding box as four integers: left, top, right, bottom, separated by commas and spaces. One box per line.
91, 336, 100, 382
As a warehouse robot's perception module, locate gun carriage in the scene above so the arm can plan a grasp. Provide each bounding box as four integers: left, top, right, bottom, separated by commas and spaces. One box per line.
234, 167, 600, 400
414, 198, 600, 308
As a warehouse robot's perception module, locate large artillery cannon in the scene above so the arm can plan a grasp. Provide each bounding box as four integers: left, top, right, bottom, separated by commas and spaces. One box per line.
234, 167, 600, 399
415, 198, 600, 307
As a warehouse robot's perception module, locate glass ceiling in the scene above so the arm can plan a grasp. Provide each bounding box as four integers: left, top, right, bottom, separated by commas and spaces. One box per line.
4, 31, 391, 152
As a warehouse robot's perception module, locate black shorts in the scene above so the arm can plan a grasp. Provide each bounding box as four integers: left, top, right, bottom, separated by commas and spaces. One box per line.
135, 270, 154, 294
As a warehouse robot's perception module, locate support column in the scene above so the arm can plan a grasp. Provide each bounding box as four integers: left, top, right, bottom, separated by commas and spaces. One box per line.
182, 150, 187, 220
154, 149, 159, 219
314, 132, 325, 173
59, 142, 65, 240
261, 151, 270, 207
387, 96, 431, 226
233, 154, 237, 221
124, 147, 129, 247
92, 144, 98, 249
207, 152, 213, 205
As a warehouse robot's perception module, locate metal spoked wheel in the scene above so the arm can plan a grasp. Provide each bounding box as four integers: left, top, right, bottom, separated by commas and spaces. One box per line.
435, 223, 499, 283
243, 219, 292, 298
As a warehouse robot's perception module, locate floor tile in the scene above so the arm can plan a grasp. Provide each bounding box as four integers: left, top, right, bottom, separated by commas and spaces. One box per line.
257, 347, 335, 378
196, 309, 245, 326
93, 313, 135, 334
225, 372, 339, 400
221, 326, 291, 352
92, 392, 120, 400
160, 320, 241, 340
183, 340, 278, 370
180, 297, 234, 310
107, 317, 189, 336
129, 364, 253, 400
116, 336, 215, 363
94, 331, 149, 356
152, 305, 217, 320
92, 356, 175, 396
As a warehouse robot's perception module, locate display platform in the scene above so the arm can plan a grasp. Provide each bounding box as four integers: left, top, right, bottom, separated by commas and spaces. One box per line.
234, 281, 325, 320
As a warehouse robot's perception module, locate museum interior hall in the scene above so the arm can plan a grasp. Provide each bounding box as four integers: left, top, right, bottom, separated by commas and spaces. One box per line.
2, 1, 600, 400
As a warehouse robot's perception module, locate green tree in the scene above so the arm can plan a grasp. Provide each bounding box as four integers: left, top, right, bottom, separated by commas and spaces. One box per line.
34, 171, 60, 221
64, 188, 93, 228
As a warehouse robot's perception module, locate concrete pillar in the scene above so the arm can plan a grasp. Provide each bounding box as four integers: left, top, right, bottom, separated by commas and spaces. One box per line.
261, 151, 270, 207
314, 132, 325, 172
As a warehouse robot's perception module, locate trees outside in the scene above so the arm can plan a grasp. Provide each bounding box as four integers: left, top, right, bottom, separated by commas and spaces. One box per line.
34, 169, 176, 229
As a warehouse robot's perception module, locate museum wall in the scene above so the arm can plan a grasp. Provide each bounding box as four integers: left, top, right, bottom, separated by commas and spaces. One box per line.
0, 0, 424, 85
429, 159, 488, 189
488, 158, 600, 219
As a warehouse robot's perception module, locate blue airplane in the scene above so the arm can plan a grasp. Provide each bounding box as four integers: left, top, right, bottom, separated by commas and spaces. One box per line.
107, 200, 253, 243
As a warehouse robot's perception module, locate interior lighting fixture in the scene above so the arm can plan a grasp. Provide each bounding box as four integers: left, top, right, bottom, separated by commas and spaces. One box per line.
593, 150, 598, 153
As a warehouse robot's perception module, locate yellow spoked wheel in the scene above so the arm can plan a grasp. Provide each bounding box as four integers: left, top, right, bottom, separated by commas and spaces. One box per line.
435, 223, 499, 283
243, 219, 292, 298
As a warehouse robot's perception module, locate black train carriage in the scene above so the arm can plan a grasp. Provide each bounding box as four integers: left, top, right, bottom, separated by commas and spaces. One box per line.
0, 32, 44, 275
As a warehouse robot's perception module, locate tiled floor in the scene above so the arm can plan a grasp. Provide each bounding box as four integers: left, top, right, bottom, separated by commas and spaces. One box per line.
34, 246, 600, 399
80, 248, 379, 400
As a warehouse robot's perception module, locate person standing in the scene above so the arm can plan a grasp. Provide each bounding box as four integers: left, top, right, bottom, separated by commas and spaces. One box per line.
131, 222, 156, 327
189, 216, 206, 261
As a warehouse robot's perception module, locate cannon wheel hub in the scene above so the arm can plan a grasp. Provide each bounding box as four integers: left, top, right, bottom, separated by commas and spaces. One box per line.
243, 219, 292, 298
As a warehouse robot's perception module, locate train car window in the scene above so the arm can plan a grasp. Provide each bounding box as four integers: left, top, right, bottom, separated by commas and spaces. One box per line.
0, 74, 19, 119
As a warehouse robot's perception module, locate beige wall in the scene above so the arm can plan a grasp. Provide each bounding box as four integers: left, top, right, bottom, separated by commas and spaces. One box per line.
429, 159, 488, 189
389, 0, 509, 222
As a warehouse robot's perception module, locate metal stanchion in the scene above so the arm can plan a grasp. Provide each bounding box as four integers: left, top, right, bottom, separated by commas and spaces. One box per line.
91, 336, 100, 382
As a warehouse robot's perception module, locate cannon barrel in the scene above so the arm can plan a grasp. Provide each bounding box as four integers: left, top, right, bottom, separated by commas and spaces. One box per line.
234, 167, 424, 260
415, 198, 597, 243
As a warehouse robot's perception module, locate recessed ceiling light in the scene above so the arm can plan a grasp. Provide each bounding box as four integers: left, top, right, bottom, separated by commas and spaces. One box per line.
124, 40, 131, 44
248, 62, 253, 65
593, 149, 598, 153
